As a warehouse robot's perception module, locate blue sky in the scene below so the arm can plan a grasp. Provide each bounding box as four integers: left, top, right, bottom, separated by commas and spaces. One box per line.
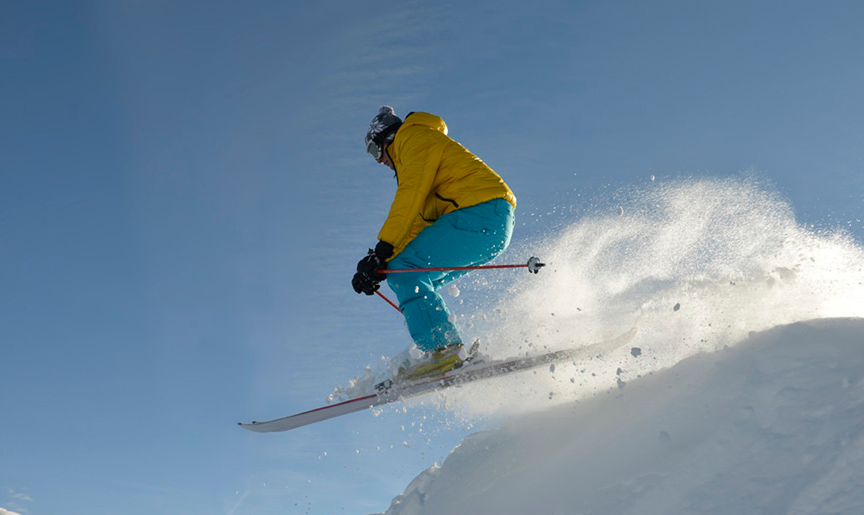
2, 1, 863, 514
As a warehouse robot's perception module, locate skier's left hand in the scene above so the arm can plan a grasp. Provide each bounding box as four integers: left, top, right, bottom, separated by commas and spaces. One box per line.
358, 251, 387, 280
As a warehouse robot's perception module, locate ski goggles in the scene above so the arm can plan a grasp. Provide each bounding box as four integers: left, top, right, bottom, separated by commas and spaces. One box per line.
366, 139, 384, 160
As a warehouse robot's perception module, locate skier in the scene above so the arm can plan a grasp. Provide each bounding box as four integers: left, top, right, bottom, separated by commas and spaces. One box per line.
352, 106, 516, 380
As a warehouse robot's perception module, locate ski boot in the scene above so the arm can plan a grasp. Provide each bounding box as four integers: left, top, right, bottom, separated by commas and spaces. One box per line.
398, 340, 482, 382
376, 341, 480, 392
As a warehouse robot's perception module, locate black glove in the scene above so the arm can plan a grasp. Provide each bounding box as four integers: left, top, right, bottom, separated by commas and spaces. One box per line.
356, 252, 386, 281
351, 242, 394, 295
373, 240, 394, 261
352, 271, 380, 295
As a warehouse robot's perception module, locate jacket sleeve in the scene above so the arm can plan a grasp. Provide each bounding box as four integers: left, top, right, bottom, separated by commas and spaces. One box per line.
377, 132, 441, 256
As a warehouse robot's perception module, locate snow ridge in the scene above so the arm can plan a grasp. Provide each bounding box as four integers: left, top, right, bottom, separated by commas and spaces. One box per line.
381, 318, 864, 515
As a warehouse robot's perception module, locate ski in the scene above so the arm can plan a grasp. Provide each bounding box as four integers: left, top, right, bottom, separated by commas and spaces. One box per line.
238, 327, 636, 433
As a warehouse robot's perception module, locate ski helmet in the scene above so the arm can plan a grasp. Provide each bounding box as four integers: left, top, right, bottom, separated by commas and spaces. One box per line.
365, 106, 402, 159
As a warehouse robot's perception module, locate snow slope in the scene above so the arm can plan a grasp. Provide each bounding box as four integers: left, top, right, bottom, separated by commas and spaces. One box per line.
381, 318, 864, 515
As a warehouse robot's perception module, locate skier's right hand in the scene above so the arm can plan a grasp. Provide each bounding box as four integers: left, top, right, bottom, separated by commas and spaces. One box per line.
352, 249, 387, 295
352, 271, 380, 295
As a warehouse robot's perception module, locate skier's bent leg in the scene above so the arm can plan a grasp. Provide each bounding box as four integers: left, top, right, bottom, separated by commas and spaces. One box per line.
386, 266, 461, 352
386, 199, 515, 352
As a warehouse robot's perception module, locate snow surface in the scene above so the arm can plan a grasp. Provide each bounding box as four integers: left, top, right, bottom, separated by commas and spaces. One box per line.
380, 318, 864, 515
361, 179, 864, 515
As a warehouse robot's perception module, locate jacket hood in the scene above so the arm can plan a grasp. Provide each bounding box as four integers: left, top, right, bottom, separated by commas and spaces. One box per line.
400, 112, 449, 136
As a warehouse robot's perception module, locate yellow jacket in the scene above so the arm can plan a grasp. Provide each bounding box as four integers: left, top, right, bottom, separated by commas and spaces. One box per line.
378, 112, 516, 258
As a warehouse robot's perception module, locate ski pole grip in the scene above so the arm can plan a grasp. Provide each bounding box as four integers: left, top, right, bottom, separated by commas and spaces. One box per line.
527, 256, 545, 274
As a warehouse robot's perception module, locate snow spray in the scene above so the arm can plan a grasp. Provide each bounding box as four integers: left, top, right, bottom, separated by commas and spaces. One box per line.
449, 177, 864, 417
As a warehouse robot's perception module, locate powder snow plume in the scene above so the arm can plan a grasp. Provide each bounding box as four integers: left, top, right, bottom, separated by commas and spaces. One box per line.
443, 177, 864, 417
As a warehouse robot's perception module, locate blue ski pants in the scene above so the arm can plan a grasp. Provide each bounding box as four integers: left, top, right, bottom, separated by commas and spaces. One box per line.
386, 198, 514, 352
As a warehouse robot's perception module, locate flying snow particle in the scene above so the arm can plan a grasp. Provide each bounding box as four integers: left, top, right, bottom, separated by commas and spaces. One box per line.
617, 206, 624, 216
448, 285, 460, 297
674, 303, 681, 311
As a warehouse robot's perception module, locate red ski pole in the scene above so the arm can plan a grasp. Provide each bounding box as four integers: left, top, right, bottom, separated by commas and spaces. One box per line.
380, 256, 545, 275
373, 257, 544, 313
375, 290, 402, 313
